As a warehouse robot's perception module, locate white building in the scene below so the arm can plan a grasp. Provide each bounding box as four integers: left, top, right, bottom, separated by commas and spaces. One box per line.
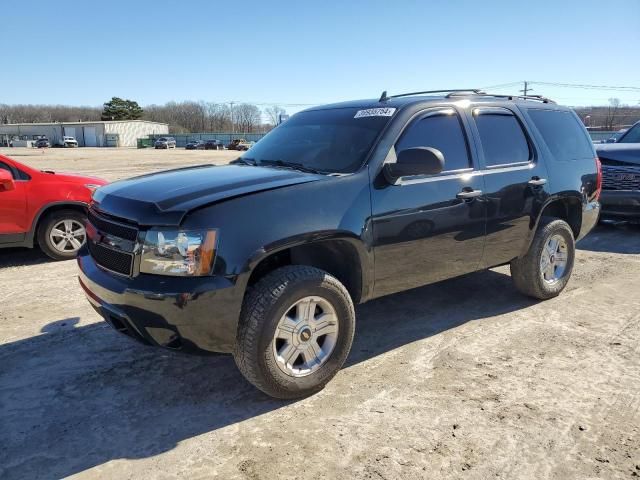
0, 120, 168, 147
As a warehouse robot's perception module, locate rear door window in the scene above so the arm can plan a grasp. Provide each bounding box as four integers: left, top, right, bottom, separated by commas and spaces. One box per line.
473, 108, 531, 167
527, 109, 594, 160
396, 108, 471, 172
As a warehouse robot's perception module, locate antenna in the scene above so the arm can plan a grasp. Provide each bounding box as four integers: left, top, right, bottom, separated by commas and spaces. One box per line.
379, 90, 389, 102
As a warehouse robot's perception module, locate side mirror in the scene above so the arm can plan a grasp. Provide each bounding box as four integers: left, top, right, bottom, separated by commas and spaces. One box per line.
0, 169, 15, 192
384, 147, 445, 182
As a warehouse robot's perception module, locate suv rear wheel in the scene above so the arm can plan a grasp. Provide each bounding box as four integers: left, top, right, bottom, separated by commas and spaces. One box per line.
510, 217, 575, 300
234, 265, 355, 399
38, 209, 87, 260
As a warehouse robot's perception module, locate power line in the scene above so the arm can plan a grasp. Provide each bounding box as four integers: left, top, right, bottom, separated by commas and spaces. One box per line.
528, 81, 640, 92
220, 100, 319, 107
481, 80, 639, 92
479, 82, 523, 90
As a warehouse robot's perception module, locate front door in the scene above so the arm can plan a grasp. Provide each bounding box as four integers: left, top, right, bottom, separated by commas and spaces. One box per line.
371, 107, 487, 298
0, 161, 27, 243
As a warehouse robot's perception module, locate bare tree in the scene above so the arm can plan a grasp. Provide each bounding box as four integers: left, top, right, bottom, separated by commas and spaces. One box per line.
265, 105, 287, 126
604, 98, 621, 130
204, 102, 232, 131
234, 103, 262, 133
0, 104, 101, 123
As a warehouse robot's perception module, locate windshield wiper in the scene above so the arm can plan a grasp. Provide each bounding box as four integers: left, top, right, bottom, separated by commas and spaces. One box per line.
230, 157, 257, 166
259, 159, 323, 174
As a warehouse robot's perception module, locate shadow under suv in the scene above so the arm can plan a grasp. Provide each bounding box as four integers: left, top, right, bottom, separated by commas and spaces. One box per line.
78, 89, 601, 398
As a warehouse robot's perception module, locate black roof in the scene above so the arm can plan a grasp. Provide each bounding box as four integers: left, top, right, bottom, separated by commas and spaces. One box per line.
305, 90, 563, 113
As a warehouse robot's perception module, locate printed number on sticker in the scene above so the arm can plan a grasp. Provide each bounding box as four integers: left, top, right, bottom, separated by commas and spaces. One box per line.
354, 108, 396, 118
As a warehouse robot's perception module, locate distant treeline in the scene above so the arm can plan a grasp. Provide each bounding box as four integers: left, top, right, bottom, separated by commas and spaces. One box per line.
1, 99, 638, 133
0, 101, 287, 134
574, 100, 640, 130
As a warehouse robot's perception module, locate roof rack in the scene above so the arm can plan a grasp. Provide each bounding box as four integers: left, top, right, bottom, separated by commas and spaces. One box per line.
378, 89, 555, 104
379, 89, 484, 102
479, 93, 556, 104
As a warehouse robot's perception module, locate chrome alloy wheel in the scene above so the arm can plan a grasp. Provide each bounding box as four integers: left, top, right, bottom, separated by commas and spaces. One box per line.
272, 296, 339, 377
540, 234, 568, 284
49, 219, 86, 253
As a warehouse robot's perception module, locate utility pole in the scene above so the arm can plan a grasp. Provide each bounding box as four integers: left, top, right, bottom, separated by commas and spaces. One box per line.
229, 102, 235, 134
520, 81, 532, 97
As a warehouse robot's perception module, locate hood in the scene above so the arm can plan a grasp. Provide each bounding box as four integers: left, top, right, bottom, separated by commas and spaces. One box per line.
40, 170, 107, 185
595, 143, 640, 166
92, 164, 323, 226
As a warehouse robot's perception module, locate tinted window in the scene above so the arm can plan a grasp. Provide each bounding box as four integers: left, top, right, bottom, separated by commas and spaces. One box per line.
0, 161, 14, 178
528, 109, 594, 160
16, 168, 30, 180
475, 110, 530, 166
396, 110, 470, 172
619, 123, 640, 143
242, 107, 393, 174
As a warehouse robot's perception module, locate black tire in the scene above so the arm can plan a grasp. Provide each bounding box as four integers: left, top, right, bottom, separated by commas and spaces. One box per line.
510, 217, 575, 300
37, 209, 87, 261
234, 265, 355, 399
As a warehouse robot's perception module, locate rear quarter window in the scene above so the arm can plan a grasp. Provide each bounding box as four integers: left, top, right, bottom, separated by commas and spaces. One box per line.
527, 109, 594, 161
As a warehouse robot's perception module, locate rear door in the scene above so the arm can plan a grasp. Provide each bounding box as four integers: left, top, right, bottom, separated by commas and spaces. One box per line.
466, 106, 550, 269
371, 106, 487, 297
0, 161, 28, 242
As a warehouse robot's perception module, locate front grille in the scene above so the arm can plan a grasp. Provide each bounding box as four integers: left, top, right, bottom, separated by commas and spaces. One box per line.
602, 165, 640, 191
88, 210, 138, 241
88, 241, 134, 276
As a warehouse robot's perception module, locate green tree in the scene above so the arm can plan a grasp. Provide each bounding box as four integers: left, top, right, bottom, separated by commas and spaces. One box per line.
101, 97, 144, 121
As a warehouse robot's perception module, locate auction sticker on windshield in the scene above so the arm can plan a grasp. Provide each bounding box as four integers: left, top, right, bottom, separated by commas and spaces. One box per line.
354, 108, 396, 118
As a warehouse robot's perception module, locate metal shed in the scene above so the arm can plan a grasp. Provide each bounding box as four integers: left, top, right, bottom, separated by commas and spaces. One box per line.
0, 120, 168, 147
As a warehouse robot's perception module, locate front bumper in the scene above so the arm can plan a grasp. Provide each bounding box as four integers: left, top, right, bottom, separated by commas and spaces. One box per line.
77, 249, 243, 354
599, 190, 640, 219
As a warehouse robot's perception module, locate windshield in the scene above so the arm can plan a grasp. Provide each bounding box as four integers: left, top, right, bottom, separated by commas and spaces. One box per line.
241, 107, 394, 173
619, 123, 640, 143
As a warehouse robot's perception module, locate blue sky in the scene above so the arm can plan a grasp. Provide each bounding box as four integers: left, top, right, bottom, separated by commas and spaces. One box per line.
1, 0, 639, 113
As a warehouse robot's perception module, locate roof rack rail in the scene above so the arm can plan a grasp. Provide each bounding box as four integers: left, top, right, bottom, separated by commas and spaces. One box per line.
379, 89, 485, 102
378, 89, 556, 104
480, 93, 556, 104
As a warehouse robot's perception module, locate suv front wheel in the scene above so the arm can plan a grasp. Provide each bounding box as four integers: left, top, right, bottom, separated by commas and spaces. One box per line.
510, 217, 575, 300
234, 265, 355, 399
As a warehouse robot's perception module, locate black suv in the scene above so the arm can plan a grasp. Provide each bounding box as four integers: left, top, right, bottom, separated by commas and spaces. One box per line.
204, 139, 224, 150
78, 89, 601, 399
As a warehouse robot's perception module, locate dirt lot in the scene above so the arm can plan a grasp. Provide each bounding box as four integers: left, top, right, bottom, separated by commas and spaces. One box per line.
1, 148, 639, 479
0, 146, 239, 182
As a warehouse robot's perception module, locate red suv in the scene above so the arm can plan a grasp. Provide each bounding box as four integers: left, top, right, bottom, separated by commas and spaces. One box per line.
0, 154, 107, 260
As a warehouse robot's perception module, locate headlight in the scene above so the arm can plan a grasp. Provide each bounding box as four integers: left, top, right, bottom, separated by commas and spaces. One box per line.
140, 229, 218, 276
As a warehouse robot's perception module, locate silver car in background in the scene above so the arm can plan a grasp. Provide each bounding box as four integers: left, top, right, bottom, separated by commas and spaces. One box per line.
154, 137, 177, 149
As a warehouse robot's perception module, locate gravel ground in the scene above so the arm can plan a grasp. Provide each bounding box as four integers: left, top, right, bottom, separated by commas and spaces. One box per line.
1, 148, 639, 479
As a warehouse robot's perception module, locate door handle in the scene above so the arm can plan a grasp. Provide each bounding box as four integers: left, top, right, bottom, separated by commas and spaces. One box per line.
528, 177, 547, 186
456, 189, 482, 200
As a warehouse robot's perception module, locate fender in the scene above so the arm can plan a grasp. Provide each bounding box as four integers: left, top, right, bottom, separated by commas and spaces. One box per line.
236, 230, 374, 304
518, 192, 584, 258
24, 201, 89, 248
